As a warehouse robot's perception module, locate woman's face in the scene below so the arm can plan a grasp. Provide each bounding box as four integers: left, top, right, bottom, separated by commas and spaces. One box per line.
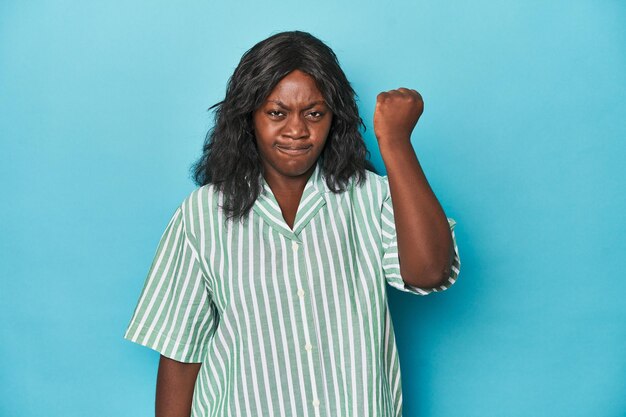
253, 69, 333, 183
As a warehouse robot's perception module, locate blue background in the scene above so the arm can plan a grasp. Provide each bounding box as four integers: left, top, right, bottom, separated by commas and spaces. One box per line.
1, 1, 625, 416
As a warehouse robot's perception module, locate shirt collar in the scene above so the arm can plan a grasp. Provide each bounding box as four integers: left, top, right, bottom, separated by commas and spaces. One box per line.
253, 159, 329, 240
260, 159, 330, 197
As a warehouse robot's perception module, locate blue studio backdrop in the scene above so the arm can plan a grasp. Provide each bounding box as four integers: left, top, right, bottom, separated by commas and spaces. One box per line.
1, 1, 625, 416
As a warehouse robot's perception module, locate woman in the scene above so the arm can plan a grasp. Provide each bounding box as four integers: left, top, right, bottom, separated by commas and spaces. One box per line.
124, 30, 461, 417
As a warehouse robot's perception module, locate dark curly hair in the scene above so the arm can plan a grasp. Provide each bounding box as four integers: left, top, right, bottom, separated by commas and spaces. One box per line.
190, 30, 376, 221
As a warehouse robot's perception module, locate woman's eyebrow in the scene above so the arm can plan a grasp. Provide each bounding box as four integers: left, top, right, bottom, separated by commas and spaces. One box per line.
266, 99, 326, 110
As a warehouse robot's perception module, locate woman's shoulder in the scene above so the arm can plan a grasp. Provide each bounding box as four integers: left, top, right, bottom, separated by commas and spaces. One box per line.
350, 168, 391, 198
174, 184, 220, 241
178, 183, 219, 210
329, 168, 390, 213
365, 168, 389, 185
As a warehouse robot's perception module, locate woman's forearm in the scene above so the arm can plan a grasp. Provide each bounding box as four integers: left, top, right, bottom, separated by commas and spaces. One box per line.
155, 355, 201, 417
380, 139, 453, 288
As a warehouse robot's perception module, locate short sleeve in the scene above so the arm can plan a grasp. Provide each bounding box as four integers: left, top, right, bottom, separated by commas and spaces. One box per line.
381, 187, 461, 296
123, 205, 219, 363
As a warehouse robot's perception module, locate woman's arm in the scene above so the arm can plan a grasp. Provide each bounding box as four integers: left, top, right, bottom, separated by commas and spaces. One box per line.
374, 88, 454, 289
155, 355, 201, 417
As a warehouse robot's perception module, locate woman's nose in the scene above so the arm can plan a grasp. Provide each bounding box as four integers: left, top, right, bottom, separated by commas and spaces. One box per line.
283, 114, 309, 139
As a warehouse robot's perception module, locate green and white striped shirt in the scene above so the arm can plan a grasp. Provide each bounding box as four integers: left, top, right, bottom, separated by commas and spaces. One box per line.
124, 160, 461, 417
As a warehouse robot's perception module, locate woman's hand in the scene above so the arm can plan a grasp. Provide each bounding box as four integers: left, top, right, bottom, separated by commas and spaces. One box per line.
373, 88, 424, 146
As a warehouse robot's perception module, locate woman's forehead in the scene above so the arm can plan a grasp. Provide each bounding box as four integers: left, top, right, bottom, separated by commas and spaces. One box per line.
265, 70, 325, 102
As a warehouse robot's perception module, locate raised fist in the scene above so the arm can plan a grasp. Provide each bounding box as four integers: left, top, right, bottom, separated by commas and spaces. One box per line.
373, 88, 424, 144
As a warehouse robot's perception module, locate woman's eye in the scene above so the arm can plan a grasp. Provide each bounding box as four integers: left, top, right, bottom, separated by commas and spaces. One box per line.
268, 110, 285, 117
307, 111, 324, 119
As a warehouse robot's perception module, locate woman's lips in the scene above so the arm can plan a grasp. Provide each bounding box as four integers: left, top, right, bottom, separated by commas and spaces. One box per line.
276, 145, 312, 156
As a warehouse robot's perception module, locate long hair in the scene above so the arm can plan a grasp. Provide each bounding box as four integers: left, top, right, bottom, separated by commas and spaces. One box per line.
190, 30, 376, 221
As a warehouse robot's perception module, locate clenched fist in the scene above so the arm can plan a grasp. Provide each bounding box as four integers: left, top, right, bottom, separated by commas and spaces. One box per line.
373, 88, 424, 145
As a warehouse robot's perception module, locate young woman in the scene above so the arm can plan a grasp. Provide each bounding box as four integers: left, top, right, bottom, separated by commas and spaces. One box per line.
124, 30, 461, 417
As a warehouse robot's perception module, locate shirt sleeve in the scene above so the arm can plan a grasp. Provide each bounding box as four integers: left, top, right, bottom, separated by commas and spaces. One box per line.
380, 180, 461, 296
123, 205, 219, 363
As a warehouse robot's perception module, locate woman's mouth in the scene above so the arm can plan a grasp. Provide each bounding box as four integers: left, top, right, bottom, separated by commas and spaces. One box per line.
276, 145, 312, 156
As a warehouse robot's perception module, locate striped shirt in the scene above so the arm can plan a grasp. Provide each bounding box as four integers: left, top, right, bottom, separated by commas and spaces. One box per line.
124, 159, 461, 417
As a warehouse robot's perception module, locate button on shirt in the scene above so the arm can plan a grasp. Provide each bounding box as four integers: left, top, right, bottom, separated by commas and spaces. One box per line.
124, 160, 461, 417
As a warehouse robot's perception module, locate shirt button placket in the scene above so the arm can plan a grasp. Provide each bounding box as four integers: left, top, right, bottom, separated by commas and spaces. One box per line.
293, 239, 323, 416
